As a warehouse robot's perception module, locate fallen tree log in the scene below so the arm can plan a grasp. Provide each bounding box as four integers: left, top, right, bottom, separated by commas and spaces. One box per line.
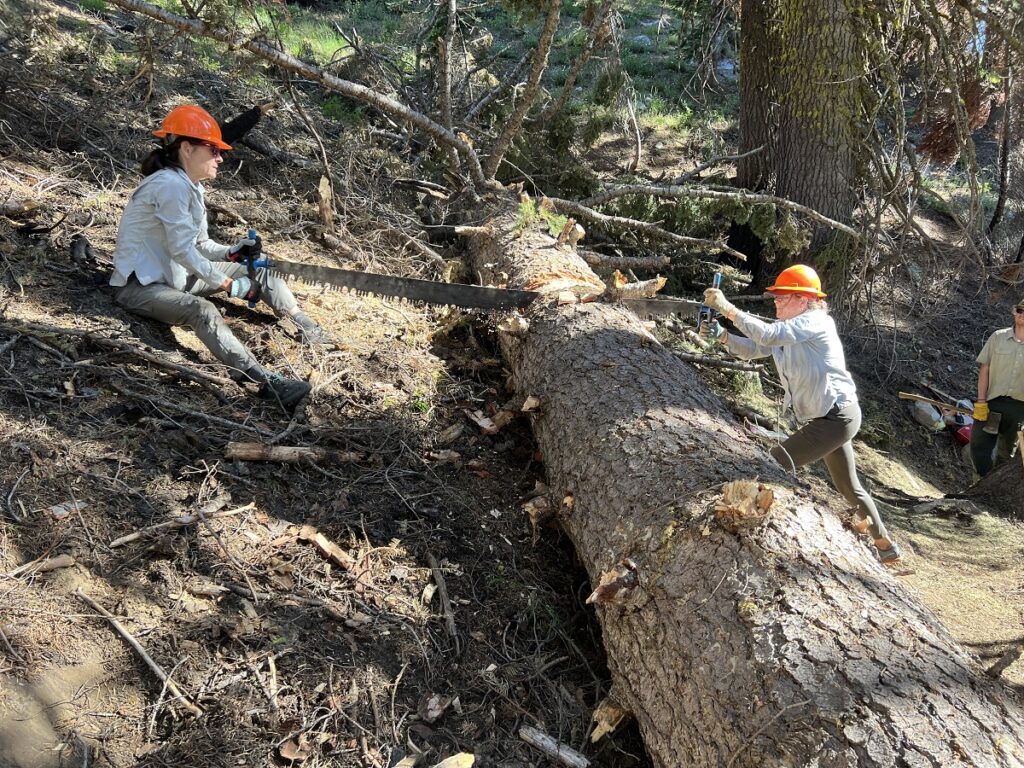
467, 192, 1024, 767
961, 456, 1024, 517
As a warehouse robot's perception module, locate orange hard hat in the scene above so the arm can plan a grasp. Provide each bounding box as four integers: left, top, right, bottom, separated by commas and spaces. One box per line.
153, 104, 232, 150
766, 264, 826, 298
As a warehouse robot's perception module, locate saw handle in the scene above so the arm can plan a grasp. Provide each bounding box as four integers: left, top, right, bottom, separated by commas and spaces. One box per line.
244, 228, 262, 308
697, 272, 723, 329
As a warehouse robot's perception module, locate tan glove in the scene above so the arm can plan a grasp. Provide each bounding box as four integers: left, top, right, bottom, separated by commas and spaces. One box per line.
973, 401, 989, 421
703, 288, 738, 319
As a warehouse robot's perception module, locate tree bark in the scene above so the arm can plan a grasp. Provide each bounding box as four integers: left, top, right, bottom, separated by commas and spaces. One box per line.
466, 193, 1024, 767
963, 458, 1024, 516
771, 0, 860, 254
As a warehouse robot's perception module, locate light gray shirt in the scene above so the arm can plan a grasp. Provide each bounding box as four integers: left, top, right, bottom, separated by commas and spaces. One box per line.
725, 308, 858, 423
110, 167, 230, 291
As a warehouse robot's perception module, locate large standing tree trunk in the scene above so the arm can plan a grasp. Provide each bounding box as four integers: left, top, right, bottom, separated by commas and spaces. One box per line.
467, 193, 1024, 767
731, 0, 863, 281
728, 0, 775, 289
771, 0, 860, 254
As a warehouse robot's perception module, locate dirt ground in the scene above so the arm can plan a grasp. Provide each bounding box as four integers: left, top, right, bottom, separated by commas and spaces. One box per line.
1, 2, 1022, 767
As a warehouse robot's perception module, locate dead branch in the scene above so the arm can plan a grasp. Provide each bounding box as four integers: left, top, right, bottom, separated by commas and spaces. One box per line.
673, 351, 763, 371
580, 250, 670, 270
77, 590, 204, 717
104, 0, 493, 190
10, 554, 76, 577
297, 524, 357, 570
427, 552, 460, 654
109, 382, 274, 437
986, 643, 1024, 679
483, 0, 561, 178
519, 724, 590, 768
108, 501, 249, 549
671, 145, 766, 185
582, 185, 861, 239
547, 197, 748, 261
225, 441, 363, 463
540, 0, 615, 122
464, 49, 532, 123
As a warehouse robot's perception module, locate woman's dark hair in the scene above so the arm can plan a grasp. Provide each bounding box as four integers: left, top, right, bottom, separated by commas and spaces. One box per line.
140, 137, 186, 177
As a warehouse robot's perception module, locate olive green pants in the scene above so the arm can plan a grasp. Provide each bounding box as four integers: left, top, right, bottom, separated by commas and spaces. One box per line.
114, 263, 300, 376
770, 403, 889, 540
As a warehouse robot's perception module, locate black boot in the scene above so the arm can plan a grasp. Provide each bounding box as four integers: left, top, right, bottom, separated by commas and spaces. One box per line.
292, 312, 333, 346
246, 366, 311, 411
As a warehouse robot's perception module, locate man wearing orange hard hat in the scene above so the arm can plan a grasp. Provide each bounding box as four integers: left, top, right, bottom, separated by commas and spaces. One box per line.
110, 104, 329, 411
701, 265, 901, 564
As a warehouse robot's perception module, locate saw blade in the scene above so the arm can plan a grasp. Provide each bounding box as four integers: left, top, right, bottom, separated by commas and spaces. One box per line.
266, 261, 538, 311
618, 297, 703, 318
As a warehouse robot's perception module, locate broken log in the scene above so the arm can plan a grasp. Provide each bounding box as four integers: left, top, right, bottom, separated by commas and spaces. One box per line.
961, 457, 1024, 517
466, 192, 1024, 767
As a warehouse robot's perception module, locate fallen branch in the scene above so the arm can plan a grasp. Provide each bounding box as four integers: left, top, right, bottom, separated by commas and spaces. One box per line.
0, 320, 235, 391
519, 725, 589, 768
581, 185, 861, 239
110, 383, 273, 437
77, 590, 203, 717
10, 553, 76, 577
547, 197, 748, 261
427, 553, 460, 654
672, 351, 763, 371
225, 442, 363, 463
464, 49, 532, 122
109, 499, 249, 548
298, 524, 357, 570
581, 251, 671, 271
670, 145, 766, 185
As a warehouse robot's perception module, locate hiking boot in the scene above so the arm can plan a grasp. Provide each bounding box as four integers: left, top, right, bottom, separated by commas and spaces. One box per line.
246, 367, 311, 411
875, 541, 902, 565
292, 312, 333, 346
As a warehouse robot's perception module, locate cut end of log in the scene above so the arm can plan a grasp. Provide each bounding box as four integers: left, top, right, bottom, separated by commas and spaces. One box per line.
714, 480, 774, 533
586, 559, 639, 605
591, 695, 632, 742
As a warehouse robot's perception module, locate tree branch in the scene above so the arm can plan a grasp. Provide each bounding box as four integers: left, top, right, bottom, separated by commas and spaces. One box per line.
104, 0, 494, 191
483, 0, 561, 178
546, 197, 748, 261
582, 184, 861, 238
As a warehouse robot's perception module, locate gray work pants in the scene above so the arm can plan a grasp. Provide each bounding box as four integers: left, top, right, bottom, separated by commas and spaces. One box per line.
769, 403, 889, 540
970, 395, 1024, 476
114, 262, 300, 376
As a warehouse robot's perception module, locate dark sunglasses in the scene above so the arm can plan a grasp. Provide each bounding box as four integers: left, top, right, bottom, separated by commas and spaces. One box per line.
189, 140, 223, 157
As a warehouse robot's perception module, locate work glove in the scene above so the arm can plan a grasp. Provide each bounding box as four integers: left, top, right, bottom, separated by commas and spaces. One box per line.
703, 287, 738, 318
699, 320, 726, 343
973, 401, 989, 421
228, 276, 262, 302
227, 234, 261, 262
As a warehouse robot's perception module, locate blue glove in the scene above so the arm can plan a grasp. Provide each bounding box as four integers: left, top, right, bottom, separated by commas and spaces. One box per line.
229, 276, 258, 300
699, 320, 725, 342
227, 234, 261, 262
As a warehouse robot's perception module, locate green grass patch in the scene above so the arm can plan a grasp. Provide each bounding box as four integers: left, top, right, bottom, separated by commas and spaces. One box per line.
75, 0, 106, 12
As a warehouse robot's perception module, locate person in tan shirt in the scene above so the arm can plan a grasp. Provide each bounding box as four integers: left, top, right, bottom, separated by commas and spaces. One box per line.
970, 301, 1024, 476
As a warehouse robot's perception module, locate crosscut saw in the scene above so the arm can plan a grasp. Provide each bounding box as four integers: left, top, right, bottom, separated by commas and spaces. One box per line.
253, 256, 705, 318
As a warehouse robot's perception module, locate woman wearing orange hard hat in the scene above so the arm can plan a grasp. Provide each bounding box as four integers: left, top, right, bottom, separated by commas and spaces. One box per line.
700, 265, 901, 564
109, 104, 329, 411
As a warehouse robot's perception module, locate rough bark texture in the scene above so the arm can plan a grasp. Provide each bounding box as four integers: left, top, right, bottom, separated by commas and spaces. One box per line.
467, 193, 1024, 768
736, 0, 773, 192
771, 0, 860, 253
963, 459, 1024, 516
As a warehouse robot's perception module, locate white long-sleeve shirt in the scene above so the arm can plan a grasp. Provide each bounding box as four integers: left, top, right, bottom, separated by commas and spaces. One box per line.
725, 308, 859, 424
110, 167, 230, 290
